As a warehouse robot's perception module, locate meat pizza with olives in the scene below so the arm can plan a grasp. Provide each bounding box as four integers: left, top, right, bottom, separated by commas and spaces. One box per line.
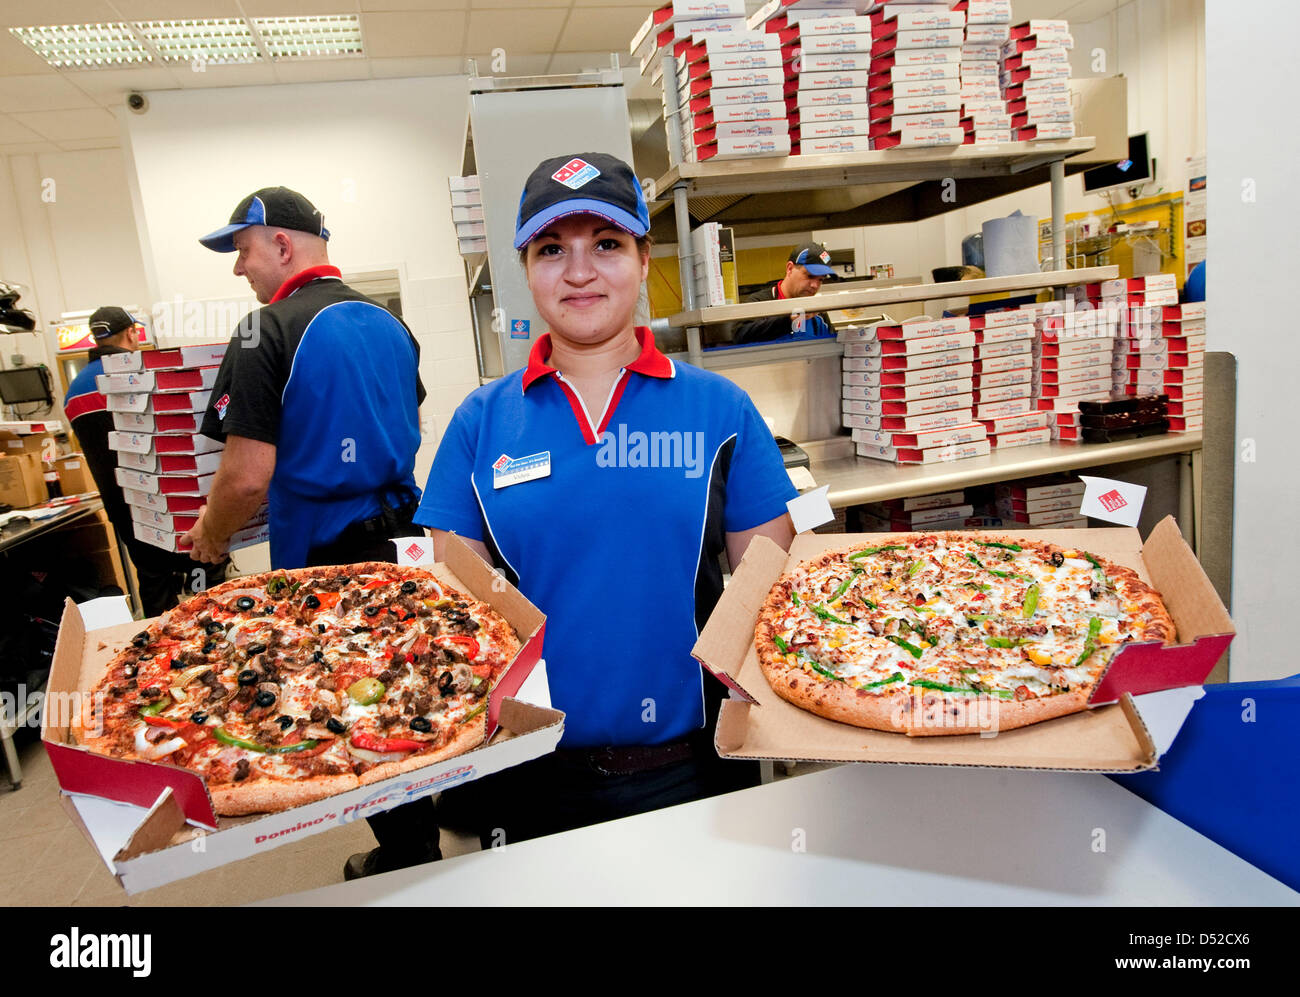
754, 534, 1174, 736
73, 562, 520, 815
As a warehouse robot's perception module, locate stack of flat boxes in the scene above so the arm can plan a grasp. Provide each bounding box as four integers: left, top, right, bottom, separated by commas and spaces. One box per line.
669, 32, 795, 162
99, 344, 269, 553
970, 311, 1051, 446
863, 9, 965, 150
859, 489, 985, 532
634, 0, 749, 72
955, 0, 1012, 144
841, 315, 990, 463
1001, 19, 1075, 141
995, 475, 1087, 529
1157, 302, 1206, 433
1029, 295, 1117, 442
448, 177, 484, 255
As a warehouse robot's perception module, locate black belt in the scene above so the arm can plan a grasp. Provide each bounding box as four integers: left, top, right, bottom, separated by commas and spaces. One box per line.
558, 741, 696, 776
345, 497, 417, 538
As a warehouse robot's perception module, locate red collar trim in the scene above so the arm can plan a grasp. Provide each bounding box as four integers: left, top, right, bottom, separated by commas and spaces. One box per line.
774, 280, 788, 301
521, 327, 671, 393
270, 265, 342, 303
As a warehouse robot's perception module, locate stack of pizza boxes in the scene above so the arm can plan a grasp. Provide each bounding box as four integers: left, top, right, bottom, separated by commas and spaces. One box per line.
448, 176, 484, 255
1031, 295, 1119, 442
858, 488, 985, 531
839, 313, 989, 464
1157, 301, 1205, 432
994, 474, 1088, 528
98, 343, 268, 553
968, 309, 1049, 447
953, 0, 1013, 145
664, 30, 796, 162
861, 7, 966, 151
1001, 19, 1075, 142
634, 0, 749, 73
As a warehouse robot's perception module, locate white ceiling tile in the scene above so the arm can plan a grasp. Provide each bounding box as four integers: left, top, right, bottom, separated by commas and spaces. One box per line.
555, 6, 645, 52
469, 0, 570, 7
0, 32, 63, 76
271, 57, 371, 84
0, 113, 46, 143
11, 106, 119, 141
111, 0, 244, 17
0, 74, 99, 113
469, 52, 551, 76
237, 0, 361, 14
58, 65, 183, 98
363, 11, 467, 57
466, 8, 567, 53
572, 0, 659, 5
359, 0, 466, 9
0, 1, 121, 28
369, 55, 466, 77
0, 140, 61, 154
57, 136, 121, 150
171, 61, 278, 87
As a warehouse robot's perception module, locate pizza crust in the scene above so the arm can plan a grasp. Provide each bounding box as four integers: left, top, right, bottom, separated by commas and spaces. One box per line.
209, 773, 362, 816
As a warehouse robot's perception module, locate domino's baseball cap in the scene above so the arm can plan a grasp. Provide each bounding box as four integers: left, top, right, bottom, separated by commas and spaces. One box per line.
199, 186, 330, 253
789, 242, 835, 278
514, 152, 650, 250
88, 306, 139, 340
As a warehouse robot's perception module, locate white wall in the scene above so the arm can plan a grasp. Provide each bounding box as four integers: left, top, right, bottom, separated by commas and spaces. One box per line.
1207, 0, 1300, 681
120, 76, 480, 484
0, 146, 152, 412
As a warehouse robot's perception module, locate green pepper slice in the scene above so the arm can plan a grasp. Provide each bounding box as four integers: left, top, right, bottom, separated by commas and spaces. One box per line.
984, 636, 1030, 649
347, 677, 386, 706
885, 635, 924, 659
811, 603, 852, 626
139, 699, 167, 718
975, 541, 1023, 552
909, 678, 1012, 699
829, 569, 863, 602
1072, 616, 1105, 667
807, 660, 843, 682
773, 633, 792, 655
213, 727, 319, 754
861, 671, 905, 689
1022, 583, 1040, 619
460, 701, 489, 724
790, 589, 801, 606
849, 544, 905, 560
907, 559, 924, 578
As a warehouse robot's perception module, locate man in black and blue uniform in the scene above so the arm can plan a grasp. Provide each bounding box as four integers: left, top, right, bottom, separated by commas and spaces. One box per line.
64, 307, 227, 614
731, 241, 838, 344
185, 187, 424, 569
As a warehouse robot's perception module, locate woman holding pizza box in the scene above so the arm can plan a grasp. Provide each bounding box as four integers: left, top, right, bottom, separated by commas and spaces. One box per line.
345, 152, 797, 879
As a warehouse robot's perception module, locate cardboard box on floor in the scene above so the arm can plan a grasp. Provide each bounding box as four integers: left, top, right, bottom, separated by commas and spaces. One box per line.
42, 537, 562, 894
0, 451, 48, 507
694, 516, 1233, 772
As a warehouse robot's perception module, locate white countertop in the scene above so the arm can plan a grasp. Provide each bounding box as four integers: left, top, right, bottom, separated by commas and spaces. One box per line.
260, 763, 1297, 906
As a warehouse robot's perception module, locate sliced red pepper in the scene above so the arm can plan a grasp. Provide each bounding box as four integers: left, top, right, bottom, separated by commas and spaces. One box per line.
438, 635, 480, 661
142, 714, 183, 729
351, 730, 425, 754
411, 635, 431, 657
362, 579, 394, 590
314, 592, 340, 609
471, 663, 492, 679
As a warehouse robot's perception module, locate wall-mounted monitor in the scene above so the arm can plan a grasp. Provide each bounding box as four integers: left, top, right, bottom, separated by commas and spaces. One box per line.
1082, 133, 1153, 196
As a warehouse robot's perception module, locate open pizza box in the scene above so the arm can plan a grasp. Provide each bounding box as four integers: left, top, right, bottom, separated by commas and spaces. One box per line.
694, 516, 1234, 773
41, 536, 564, 895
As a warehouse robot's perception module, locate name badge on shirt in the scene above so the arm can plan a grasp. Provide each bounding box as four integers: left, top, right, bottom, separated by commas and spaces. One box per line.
492, 451, 551, 489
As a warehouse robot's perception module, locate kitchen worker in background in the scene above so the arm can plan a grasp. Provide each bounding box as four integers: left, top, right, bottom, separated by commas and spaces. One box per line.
184, 187, 424, 569
343, 152, 798, 879
64, 306, 228, 615
730, 241, 838, 344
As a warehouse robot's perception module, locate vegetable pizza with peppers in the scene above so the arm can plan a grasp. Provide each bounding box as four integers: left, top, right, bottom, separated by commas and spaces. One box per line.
74, 562, 520, 815
754, 534, 1175, 736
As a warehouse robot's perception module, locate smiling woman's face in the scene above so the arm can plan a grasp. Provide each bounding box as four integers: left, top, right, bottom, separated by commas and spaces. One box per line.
524, 213, 649, 348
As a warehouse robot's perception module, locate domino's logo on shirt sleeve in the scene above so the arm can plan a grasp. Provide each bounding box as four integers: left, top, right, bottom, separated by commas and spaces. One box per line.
552, 158, 601, 189
215, 393, 230, 419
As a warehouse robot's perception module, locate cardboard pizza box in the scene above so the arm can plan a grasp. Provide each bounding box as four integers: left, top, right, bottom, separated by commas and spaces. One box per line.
41, 537, 560, 894
693, 516, 1233, 773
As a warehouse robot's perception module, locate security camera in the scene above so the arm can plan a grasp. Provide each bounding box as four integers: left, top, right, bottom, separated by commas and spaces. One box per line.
127, 92, 148, 114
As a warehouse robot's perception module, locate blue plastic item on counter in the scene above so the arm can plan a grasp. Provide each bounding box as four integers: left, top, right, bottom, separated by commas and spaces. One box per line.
1110, 673, 1300, 892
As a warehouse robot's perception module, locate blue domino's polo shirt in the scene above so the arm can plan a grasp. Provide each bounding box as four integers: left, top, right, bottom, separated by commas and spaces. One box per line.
415, 328, 796, 748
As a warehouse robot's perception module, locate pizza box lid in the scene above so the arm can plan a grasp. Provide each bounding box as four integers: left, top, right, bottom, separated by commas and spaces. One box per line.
691, 516, 1233, 773
42, 540, 560, 891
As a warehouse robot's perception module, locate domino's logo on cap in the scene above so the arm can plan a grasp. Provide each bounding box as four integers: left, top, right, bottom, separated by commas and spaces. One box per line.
552, 158, 601, 190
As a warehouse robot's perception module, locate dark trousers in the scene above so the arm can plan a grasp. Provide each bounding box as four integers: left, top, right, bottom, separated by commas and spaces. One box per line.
126, 540, 228, 618
303, 500, 434, 864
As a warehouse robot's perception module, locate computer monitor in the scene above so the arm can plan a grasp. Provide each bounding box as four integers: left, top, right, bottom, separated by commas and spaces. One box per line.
1082, 133, 1153, 196
0, 366, 53, 406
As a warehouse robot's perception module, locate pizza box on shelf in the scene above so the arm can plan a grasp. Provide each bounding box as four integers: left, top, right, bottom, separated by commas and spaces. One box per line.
694, 517, 1233, 773
43, 537, 560, 894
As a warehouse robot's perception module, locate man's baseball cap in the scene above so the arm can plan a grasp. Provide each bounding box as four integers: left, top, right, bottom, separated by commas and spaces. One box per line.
199, 186, 329, 253
88, 306, 139, 340
789, 242, 835, 278
514, 152, 650, 250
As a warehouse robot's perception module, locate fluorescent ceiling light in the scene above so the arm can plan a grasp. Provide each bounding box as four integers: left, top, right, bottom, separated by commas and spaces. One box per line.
136, 19, 262, 66
9, 24, 152, 68
253, 16, 365, 60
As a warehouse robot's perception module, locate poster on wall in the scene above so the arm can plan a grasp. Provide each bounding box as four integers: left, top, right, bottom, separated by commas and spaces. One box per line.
1184, 154, 1206, 276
